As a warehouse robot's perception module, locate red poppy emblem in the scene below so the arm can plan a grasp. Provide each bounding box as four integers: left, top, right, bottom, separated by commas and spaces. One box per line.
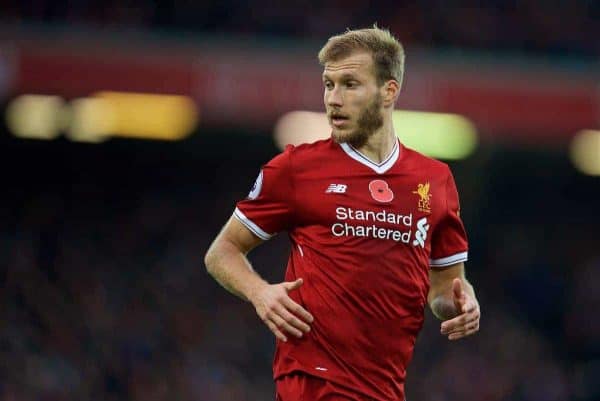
369, 179, 394, 203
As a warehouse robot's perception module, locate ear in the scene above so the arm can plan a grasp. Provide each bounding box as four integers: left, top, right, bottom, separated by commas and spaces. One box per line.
381, 80, 400, 107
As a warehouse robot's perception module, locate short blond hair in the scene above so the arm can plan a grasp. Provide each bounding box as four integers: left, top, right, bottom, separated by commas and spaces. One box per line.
318, 26, 405, 88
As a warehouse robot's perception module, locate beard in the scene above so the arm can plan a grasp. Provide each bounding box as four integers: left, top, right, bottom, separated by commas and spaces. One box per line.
331, 94, 384, 148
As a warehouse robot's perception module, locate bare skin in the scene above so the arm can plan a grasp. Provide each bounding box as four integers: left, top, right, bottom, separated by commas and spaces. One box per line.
205, 216, 313, 342
323, 51, 399, 162
205, 50, 480, 342
428, 263, 480, 340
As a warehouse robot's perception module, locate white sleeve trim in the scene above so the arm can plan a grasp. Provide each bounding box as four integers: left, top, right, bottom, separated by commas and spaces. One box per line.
429, 251, 468, 268
233, 208, 274, 241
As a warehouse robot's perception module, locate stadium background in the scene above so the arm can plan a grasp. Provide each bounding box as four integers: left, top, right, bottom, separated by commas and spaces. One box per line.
0, 1, 599, 400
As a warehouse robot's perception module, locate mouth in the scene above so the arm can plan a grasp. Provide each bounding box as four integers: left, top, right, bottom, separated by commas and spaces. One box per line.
329, 113, 350, 127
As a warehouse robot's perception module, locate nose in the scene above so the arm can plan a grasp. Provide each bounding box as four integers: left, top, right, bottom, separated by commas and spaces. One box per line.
326, 86, 343, 108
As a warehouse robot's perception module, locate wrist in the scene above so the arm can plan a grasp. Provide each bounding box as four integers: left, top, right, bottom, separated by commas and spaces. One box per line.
245, 279, 268, 304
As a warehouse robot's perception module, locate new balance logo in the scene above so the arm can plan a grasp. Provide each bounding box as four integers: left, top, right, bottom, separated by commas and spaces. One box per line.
325, 184, 347, 194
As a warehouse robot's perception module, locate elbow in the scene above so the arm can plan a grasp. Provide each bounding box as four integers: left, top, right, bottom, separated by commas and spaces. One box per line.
205, 234, 246, 277
204, 237, 233, 276
204, 244, 218, 276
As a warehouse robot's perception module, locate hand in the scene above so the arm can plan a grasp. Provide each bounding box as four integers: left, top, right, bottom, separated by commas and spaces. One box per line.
440, 278, 480, 340
250, 278, 314, 342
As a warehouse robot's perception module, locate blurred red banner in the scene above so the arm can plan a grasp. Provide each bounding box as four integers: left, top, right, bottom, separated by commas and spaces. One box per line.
7, 37, 599, 142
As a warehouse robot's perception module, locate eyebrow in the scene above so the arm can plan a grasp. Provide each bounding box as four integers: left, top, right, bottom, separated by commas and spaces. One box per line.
322, 73, 359, 81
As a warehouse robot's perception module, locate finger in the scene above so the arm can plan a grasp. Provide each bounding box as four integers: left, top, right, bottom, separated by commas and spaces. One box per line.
271, 313, 304, 338
282, 297, 314, 323
283, 278, 304, 292
464, 320, 479, 331
452, 278, 463, 300
462, 300, 477, 314
448, 331, 466, 340
441, 311, 479, 333
440, 314, 468, 333
448, 327, 479, 340
445, 320, 479, 335
265, 320, 288, 342
458, 309, 479, 326
276, 305, 311, 333
447, 321, 480, 338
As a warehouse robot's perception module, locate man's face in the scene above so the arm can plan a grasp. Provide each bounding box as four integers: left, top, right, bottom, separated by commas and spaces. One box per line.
323, 51, 384, 147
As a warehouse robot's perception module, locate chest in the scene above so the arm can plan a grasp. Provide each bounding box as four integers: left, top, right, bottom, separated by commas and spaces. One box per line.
294, 173, 444, 230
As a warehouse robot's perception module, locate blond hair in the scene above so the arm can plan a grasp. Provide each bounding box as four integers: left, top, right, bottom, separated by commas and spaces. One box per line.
318, 25, 405, 88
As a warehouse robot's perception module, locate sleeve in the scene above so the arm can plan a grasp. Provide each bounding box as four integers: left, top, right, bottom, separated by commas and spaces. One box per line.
429, 167, 469, 268
233, 146, 295, 240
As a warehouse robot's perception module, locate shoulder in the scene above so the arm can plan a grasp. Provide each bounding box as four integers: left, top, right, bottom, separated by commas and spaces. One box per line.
285, 138, 338, 164
264, 138, 336, 175
401, 144, 451, 177
288, 137, 335, 155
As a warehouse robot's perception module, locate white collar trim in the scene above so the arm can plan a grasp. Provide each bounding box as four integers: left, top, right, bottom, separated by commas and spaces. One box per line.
339, 139, 400, 174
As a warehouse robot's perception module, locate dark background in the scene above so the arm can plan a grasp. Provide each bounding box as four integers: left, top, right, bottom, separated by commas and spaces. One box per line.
0, 1, 599, 400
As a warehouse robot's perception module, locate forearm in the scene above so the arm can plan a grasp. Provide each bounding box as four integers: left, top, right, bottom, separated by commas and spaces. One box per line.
204, 240, 267, 303
429, 278, 476, 320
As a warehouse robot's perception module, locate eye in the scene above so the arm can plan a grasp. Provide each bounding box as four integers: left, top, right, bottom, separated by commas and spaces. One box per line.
324, 81, 334, 90
345, 80, 358, 88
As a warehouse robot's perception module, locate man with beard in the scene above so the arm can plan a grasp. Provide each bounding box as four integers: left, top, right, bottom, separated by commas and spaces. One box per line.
205, 26, 480, 401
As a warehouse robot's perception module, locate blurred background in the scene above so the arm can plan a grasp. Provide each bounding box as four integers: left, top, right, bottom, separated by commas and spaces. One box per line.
0, 1, 599, 400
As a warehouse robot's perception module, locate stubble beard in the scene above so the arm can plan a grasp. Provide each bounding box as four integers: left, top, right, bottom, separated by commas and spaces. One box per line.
331, 94, 384, 149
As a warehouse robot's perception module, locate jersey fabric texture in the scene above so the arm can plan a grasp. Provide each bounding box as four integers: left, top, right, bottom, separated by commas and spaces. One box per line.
235, 138, 468, 401
276, 372, 376, 401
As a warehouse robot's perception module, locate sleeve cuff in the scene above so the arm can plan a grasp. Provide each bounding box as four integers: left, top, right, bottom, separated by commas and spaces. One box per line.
233, 208, 274, 241
429, 251, 468, 268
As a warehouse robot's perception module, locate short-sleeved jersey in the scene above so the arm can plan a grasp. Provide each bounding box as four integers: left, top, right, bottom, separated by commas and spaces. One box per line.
235, 138, 468, 401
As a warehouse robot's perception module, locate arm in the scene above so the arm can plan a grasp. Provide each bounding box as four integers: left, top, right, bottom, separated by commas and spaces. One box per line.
428, 262, 480, 340
204, 216, 313, 342
205, 215, 267, 301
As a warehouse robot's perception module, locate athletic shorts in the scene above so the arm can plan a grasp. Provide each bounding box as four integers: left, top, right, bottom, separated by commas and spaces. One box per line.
275, 373, 375, 401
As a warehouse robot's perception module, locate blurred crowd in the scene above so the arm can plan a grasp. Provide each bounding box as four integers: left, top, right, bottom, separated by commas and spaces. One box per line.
0, 140, 598, 401
0, 1, 598, 398
0, 156, 275, 401
1, 0, 599, 57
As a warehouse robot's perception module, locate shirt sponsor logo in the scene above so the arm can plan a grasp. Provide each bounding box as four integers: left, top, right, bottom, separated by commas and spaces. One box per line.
325, 183, 347, 194
331, 206, 414, 243
412, 182, 432, 213
412, 217, 430, 248
369, 179, 394, 203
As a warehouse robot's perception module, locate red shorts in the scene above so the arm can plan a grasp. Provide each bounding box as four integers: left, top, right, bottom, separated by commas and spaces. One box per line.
275, 373, 374, 401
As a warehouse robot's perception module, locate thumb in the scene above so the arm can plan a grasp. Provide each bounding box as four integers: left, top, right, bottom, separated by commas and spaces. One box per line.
283, 278, 304, 292
452, 278, 463, 302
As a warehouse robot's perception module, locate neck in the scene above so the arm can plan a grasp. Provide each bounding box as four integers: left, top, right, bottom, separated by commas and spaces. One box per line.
353, 114, 397, 163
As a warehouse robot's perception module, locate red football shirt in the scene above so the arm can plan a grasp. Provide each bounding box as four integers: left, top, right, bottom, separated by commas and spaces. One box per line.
235, 138, 468, 401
